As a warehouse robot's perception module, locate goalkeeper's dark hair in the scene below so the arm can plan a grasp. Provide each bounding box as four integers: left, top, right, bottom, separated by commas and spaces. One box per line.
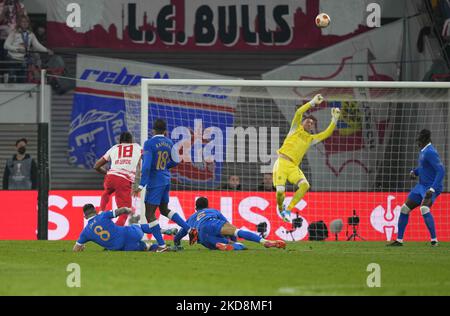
302, 115, 317, 123
153, 119, 167, 134
119, 131, 133, 143
195, 197, 209, 211
417, 129, 431, 144
82, 203, 96, 216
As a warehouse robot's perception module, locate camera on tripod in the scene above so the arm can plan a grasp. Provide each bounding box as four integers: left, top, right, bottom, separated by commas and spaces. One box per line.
346, 210, 365, 241
256, 222, 267, 238
286, 213, 303, 241
347, 212, 360, 226
292, 216, 303, 229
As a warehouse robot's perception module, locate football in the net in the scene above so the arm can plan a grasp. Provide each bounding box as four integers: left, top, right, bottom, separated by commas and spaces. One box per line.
315, 13, 331, 28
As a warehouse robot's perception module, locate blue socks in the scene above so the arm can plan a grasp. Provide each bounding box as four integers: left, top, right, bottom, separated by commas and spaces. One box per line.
143, 222, 165, 246
237, 230, 261, 243
140, 224, 152, 234
397, 213, 409, 240
232, 242, 247, 250
170, 213, 191, 232
398, 210, 437, 241
423, 212, 437, 240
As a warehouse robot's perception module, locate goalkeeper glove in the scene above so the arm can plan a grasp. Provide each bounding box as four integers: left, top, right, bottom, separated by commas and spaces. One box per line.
310, 94, 324, 107
331, 107, 341, 123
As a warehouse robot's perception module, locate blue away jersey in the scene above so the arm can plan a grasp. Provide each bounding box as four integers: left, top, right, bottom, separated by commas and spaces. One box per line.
412, 144, 445, 192
174, 208, 229, 244
140, 135, 179, 188
77, 211, 126, 251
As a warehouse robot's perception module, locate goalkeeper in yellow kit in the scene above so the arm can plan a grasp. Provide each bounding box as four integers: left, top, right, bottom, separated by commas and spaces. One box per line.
273, 94, 341, 222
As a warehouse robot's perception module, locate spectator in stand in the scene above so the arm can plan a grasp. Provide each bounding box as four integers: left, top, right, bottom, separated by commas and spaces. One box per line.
31, 23, 47, 69
2, 138, 37, 190
258, 173, 276, 191
4, 15, 52, 83
34, 24, 46, 45
0, 0, 26, 60
222, 175, 241, 191
439, 0, 450, 19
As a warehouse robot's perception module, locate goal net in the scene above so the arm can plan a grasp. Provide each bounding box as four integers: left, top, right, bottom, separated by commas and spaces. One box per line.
126, 79, 450, 242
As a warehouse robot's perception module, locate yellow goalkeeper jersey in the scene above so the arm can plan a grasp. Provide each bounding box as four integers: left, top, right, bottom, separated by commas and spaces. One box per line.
277, 102, 337, 166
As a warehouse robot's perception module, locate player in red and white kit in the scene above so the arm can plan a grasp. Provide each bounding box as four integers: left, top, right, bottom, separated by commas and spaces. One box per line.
94, 131, 142, 226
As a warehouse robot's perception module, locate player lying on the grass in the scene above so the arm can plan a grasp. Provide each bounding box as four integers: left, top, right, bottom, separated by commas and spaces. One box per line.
73, 204, 163, 252
173, 197, 286, 251
273, 94, 341, 222
388, 129, 445, 247
94, 131, 142, 226
133, 119, 198, 252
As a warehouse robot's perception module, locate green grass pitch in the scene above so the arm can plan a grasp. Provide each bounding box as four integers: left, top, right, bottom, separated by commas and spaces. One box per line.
0, 241, 449, 296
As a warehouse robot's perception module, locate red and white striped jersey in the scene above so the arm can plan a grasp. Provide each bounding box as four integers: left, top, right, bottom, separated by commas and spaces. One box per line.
103, 143, 142, 183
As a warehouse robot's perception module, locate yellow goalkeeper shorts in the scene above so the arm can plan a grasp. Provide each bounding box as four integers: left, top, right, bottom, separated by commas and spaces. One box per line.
272, 157, 306, 187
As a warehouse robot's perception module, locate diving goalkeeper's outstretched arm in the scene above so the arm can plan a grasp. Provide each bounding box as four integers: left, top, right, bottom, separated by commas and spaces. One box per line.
290, 94, 324, 131
311, 107, 341, 144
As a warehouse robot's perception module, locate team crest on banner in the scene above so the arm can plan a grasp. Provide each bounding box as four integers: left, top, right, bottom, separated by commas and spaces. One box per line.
68, 109, 126, 168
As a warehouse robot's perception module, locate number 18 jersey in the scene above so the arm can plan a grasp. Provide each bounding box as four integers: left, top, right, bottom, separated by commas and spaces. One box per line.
103, 142, 142, 183
140, 135, 179, 189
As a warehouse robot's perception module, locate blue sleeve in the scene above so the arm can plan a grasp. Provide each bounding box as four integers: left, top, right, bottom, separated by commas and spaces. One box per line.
140, 141, 153, 187
216, 210, 229, 223
100, 211, 115, 219
426, 151, 445, 190
167, 142, 179, 169
167, 157, 179, 169
77, 230, 89, 245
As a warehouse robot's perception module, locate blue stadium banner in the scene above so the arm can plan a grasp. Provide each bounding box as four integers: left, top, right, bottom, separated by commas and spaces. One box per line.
68, 55, 239, 187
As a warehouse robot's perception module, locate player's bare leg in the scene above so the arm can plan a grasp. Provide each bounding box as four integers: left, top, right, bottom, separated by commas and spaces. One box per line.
160, 203, 198, 245
221, 223, 286, 249
387, 198, 419, 247
145, 203, 158, 223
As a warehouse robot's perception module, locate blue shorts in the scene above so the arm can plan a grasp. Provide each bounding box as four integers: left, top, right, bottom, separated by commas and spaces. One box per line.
407, 184, 441, 205
145, 184, 170, 205
122, 225, 146, 251
198, 219, 228, 250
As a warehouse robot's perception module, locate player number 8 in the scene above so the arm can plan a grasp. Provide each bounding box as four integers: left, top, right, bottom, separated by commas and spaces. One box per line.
94, 225, 111, 241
